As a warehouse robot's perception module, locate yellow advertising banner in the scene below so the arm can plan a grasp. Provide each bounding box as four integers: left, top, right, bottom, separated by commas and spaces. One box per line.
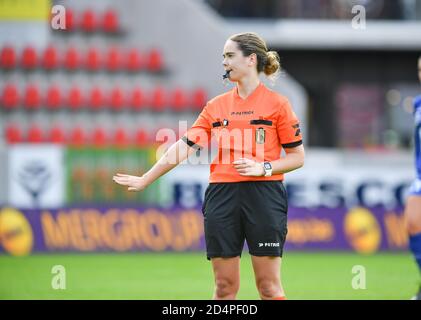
0, 0, 50, 20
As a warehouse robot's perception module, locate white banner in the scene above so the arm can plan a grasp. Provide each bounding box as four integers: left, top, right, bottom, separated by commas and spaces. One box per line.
8, 144, 65, 209
162, 148, 415, 209
285, 149, 413, 209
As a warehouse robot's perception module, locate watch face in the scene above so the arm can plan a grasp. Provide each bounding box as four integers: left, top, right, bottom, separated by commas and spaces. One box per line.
264, 162, 272, 170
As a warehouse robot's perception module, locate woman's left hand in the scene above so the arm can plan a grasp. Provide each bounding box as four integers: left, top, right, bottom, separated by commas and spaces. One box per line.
232, 158, 265, 176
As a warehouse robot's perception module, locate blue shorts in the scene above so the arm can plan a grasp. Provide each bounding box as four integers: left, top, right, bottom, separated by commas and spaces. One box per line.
409, 179, 421, 196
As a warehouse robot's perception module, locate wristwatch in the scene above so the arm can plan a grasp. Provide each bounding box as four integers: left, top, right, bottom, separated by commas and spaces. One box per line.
263, 162, 272, 177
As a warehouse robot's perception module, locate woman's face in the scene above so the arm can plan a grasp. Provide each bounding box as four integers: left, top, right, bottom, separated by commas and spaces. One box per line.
222, 39, 256, 82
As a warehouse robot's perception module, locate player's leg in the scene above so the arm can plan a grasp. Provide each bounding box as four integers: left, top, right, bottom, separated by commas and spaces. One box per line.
241, 181, 289, 299
405, 194, 421, 299
211, 257, 240, 299
405, 195, 421, 235
251, 255, 285, 299
202, 183, 244, 299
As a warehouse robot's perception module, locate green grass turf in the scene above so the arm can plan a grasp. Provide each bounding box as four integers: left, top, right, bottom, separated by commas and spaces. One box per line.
0, 251, 419, 300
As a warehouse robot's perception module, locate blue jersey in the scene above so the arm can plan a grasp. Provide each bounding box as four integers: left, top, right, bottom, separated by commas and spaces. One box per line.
410, 95, 421, 196
414, 95, 421, 178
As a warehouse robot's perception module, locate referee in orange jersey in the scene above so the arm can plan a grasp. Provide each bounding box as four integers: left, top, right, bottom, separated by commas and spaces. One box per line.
113, 32, 305, 300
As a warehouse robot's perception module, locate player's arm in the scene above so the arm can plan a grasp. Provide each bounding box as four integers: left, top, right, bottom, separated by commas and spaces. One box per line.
233, 144, 304, 176
113, 138, 198, 192
270, 144, 305, 174
114, 102, 212, 191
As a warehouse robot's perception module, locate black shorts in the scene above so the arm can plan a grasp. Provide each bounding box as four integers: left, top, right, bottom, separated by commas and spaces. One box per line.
201, 181, 288, 260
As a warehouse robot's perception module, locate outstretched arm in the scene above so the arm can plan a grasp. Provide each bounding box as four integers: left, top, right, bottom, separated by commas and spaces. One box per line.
113, 139, 197, 191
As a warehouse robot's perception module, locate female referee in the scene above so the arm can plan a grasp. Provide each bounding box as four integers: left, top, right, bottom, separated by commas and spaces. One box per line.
113, 32, 304, 300
404, 55, 421, 300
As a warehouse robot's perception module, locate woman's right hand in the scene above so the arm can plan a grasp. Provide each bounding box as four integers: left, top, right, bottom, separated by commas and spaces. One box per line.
112, 173, 150, 192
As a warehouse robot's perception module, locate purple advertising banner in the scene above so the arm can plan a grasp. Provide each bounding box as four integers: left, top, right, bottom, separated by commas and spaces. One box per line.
0, 205, 408, 256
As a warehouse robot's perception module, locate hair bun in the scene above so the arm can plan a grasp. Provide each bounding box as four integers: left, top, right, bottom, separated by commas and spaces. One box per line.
264, 51, 281, 76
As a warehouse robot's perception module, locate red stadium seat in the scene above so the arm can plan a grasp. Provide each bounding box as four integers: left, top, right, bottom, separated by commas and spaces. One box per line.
27, 125, 43, 143
85, 47, 101, 71
69, 127, 87, 146
42, 46, 58, 70
21, 46, 38, 69
170, 88, 188, 112
126, 49, 142, 71
48, 126, 66, 144
81, 9, 97, 33
4, 124, 22, 143
65, 8, 75, 31
89, 87, 104, 110
23, 85, 41, 110
130, 88, 146, 110
135, 129, 148, 146
147, 49, 163, 72
110, 87, 125, 110
46, 86, 62, 110
191, 88, 207, 110
150, 87, 166, 111
67, 86, 84, 110
92, 127, 107, 146
64, 47, 80, 70
0, 46, 16, 69
105, 47, 121, 71
102, 9, 119, 33
1, 84, 19, 110
114, 128, 129, 146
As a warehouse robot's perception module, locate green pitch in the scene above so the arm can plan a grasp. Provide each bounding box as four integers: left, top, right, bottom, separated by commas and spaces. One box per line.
0, 252, 418, 300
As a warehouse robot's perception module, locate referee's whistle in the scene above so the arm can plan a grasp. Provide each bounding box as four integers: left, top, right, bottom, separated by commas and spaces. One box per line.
222, 70, 231, 80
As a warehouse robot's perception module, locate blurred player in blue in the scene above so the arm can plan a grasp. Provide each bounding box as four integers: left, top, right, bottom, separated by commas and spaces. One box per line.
405, 56, 421, 300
